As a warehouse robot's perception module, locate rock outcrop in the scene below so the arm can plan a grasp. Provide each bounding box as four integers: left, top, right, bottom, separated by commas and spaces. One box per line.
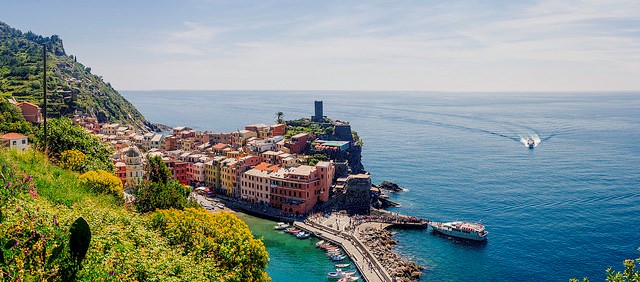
358, 227, 424, 281
377, 180, 404, 192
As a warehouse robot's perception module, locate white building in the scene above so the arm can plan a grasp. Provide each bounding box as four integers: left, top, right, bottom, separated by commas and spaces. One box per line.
0, 133, 28, 151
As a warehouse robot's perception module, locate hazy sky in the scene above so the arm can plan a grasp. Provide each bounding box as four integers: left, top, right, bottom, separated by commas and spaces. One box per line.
2, 0, 639, 91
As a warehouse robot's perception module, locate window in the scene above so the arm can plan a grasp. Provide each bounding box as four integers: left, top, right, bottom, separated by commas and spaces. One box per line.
12, 141, 16, 145
22, 140, 26, 144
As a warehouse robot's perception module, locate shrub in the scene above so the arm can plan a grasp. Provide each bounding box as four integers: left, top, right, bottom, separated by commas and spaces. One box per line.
34, 118, 113, 172
79, 170, 123, 201
134, 180, 191, 213
151, 208, 270, 281
59, 149, 87, 172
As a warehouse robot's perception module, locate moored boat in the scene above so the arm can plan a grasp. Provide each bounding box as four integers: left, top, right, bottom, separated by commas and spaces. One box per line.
335, 263, 351, 268
338, 276, 360, 282
315, 240, 325, 247
286, 229, 301, 234
331, 254, 347, 261
296, 231, 311, 239
327, 269, 356, 279
429, 221, 488, 241
274, 222, 290, 230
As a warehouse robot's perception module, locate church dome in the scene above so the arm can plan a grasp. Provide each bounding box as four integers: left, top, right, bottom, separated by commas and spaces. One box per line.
126, 147, 140, 158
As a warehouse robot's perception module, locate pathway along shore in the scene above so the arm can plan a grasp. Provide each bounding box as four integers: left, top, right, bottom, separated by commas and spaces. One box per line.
296, 210, 426, 282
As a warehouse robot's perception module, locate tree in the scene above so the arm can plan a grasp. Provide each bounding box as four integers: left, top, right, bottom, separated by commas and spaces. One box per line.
134, 180, 191, 213
135, 158, 191, 213
34, 118, 113, 172
570, 258, 640, 282
275, 111, 285, 124
145, 156, 172, 184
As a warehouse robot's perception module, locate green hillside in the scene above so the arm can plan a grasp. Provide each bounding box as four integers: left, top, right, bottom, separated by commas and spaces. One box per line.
0, 148, 270, 281
0, 21, 149, 130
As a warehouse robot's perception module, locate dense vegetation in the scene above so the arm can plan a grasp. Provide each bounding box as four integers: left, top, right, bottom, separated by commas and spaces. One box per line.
134, 156, 196, 213
34, 117, 114, 172
0, 149, 270, 281
0, 98, 32, 135
0, 21, 147, 129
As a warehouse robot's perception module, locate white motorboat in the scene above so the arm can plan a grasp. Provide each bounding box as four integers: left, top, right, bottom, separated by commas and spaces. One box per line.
274, 222, 290, 230
327, 269, 357, 279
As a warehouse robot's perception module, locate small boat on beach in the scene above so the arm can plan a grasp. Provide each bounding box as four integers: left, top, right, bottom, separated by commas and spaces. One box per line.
274, 222, 290, 230
429, 221, 488, 241
327, 269, 356, 279
335, 263, 351, 268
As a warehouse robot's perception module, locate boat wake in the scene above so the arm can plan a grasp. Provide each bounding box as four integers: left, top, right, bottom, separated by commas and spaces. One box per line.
519, 134, 541, 148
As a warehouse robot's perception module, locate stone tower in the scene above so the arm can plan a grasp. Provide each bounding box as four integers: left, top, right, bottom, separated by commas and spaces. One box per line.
313, 100, 323, 122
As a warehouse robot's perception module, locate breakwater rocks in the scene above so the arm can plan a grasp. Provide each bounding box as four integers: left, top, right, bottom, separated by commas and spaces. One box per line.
358, 227, 424, 281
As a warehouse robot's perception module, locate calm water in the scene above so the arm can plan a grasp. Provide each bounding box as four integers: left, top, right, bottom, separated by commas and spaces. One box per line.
122, 91, 640, 281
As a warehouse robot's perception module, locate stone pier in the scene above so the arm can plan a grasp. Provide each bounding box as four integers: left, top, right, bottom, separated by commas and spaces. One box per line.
293, 221, 392, 282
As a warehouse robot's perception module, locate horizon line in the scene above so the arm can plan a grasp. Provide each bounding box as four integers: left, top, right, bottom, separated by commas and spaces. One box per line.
118, 89, 640, 93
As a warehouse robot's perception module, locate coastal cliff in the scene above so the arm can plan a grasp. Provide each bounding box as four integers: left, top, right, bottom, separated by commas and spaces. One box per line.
0, 21, 151, 131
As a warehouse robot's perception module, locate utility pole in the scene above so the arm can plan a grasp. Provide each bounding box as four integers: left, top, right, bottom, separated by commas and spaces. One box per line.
43, 45, 47, 154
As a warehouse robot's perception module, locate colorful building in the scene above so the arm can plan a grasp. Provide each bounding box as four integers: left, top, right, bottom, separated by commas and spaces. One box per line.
240, 162, 279, 204
165, 158, 188, 185
270, 124, 286, 137
220, 158, 238, 195
16, 102, 42, 123
266, 161, 335, 215
285, 133, 310, 154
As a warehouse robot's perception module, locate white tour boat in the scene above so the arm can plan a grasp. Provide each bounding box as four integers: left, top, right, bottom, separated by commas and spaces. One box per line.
429, 221, 488, 241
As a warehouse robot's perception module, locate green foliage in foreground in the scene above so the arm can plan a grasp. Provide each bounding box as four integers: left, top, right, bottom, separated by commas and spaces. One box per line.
134, 156, 196, 213
0, 149, 270, 281
79, 170, 124, 202
570, 258, 640, 282
34, 117, 114, 172
151, 208, 270, 281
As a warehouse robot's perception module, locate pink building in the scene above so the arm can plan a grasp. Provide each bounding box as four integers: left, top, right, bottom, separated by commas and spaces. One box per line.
243, 161, 335, 215
16, 102, 43, 123
240, 162, 280, 204
187, 162, 206, 186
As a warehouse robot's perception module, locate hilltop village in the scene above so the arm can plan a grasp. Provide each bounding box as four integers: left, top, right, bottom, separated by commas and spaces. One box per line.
71, 101, 381, 216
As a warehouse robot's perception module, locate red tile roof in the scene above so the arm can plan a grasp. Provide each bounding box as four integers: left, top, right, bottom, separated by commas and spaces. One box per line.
0, 133, 27, 139
254, 162, 280, 172
213, 143, 229, 150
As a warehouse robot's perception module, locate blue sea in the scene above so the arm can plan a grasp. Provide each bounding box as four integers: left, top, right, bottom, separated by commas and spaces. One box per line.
121, 91, 640, 281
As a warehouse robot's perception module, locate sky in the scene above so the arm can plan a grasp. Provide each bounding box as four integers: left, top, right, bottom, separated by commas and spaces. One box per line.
2, 0, 640, 91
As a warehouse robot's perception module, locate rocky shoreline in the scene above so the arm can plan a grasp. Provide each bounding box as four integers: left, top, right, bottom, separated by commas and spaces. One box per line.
358, 227, 425, 281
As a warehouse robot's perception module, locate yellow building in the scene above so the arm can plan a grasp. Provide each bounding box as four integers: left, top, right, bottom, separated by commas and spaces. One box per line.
204, 156, 226, 193
220, 158, 238, 195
